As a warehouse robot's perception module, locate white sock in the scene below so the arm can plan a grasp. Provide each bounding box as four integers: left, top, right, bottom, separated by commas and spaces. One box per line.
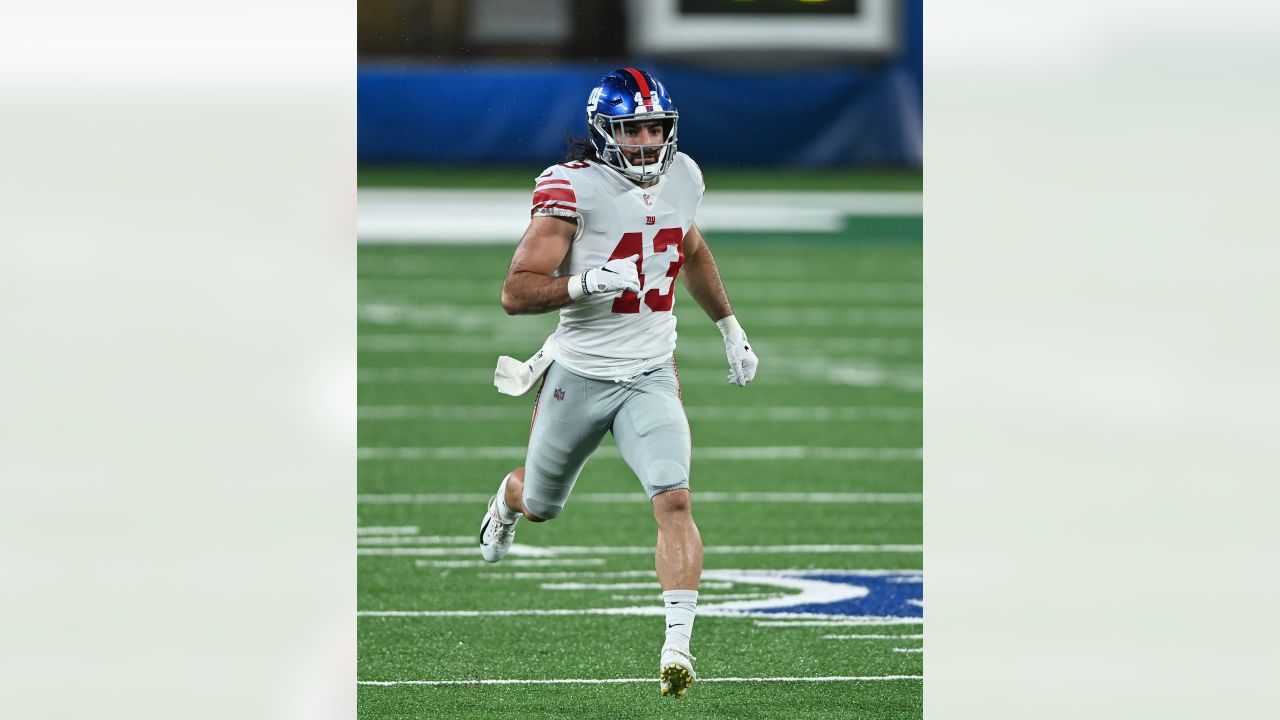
494, 474, 520, 522
662, 589, 698, 652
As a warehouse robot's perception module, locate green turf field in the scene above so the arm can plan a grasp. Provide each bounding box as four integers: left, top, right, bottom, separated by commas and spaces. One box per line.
358, 220, 922, 719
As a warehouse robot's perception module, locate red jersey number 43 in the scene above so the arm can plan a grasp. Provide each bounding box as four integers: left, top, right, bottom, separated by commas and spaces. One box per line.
606, 228, 684, 314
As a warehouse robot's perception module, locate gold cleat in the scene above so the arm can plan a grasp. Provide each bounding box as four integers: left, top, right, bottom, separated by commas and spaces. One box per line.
659, 647, 696, 698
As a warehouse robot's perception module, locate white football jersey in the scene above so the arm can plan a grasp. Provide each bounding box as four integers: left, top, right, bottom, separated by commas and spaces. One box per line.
530, 153, 705, 381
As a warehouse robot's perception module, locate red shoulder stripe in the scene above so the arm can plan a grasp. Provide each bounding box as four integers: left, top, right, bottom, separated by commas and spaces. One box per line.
536, 179, 573, 188
533, 187, 576, 205
532, 202, 578, 214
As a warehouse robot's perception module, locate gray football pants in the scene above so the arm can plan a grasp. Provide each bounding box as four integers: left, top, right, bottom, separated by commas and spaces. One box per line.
522, 360, 691, 520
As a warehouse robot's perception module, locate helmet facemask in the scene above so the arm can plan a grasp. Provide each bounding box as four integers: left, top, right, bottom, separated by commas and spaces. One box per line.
591, 112, 679, 183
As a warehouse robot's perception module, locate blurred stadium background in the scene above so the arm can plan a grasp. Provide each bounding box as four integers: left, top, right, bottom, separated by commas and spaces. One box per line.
358, 2, 922, 718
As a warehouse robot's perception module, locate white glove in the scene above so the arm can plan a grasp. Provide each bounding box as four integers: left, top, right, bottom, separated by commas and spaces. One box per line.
568, 254, 641, 300
716, 315, 758, 387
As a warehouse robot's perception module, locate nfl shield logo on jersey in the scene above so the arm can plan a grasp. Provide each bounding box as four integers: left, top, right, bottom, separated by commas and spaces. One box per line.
553, 387, 566, 401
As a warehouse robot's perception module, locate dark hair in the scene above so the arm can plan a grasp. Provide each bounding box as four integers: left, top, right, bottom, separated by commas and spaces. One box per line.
564, 133, 600, 163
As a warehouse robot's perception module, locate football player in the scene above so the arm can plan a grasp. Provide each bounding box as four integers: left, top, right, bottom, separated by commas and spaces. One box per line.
480, 67, 759, 699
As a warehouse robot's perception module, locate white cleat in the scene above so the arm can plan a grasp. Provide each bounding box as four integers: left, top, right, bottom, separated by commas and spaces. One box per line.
479, 495, 517, 563
659, 646, 696, 699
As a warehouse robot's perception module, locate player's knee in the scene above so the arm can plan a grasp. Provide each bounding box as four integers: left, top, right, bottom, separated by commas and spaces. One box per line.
647, 461, 689, 502
652, 489, 692, 525
650, 458, 692, 517
522, 493, 561, 522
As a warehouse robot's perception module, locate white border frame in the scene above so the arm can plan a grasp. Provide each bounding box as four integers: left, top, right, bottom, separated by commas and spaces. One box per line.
628, 0, 897, 54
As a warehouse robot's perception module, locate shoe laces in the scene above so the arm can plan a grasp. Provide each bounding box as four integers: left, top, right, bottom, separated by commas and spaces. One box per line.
486, 514, 516, 542
663, 647, 696, 664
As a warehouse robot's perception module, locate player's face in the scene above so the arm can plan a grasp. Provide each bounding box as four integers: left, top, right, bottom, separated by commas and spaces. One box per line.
615, 120, 666, 165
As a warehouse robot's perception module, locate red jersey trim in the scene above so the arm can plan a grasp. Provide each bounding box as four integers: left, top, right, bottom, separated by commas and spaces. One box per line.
533, 187, 576, 205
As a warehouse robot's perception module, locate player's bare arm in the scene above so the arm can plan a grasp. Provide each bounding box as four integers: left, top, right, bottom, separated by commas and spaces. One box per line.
500, 216, 576, 315
680, 223, 734, 322
502, 215, 642, 315
681, 222, 760, 387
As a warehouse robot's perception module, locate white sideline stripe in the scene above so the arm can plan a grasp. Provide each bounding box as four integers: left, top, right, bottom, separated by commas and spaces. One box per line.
358, 446, 922, 462
893, 648, 924, 654
359, 544, 921, 557
358, 674, 923, 686
417, 559, 606, 569
357, 189, 921, 244
541, 581, 734, 591
356, 526, 419, 536
358, 405, 922, 423
358, 535, 474, 546
359, 492, 922, 505
822, 634, 925, 640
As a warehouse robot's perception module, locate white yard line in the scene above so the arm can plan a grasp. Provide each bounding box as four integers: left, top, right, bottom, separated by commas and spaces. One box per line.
541, 581, 734, 591
357, 365, 920, 389
360, 609, 919, 620
893, 648, 924, 654
477, 569, 919, 580
359, 547, 481, 557
357, 535, 475, 546
612, 593, 780, 602
417, 559, 606, 569
356, 526, 419, 536
479, 570, 658, 580
359, 303, 920, 330
358, 404, 922, 423
359, 544, 920, 557
358, 334, 920, 357
358, 446, 922, 461
358, 491, 922, 505
362, 279, 921, 299
358, 674, 923, 686
558, 543, 921, 556
822, 634, 925, 640
754, 618, 923, 627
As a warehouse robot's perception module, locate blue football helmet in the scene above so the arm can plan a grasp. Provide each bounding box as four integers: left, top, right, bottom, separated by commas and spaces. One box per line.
586, 68, 679, 182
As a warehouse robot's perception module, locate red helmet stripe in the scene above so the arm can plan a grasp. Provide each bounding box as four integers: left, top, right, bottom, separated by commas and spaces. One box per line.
623, 67, 652, 102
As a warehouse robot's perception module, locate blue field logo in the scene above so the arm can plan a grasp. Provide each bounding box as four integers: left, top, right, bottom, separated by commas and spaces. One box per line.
696, 570, 922, 621
754, 572, 922, 618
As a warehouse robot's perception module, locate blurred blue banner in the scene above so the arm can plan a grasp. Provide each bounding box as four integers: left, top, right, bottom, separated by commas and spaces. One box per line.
358, 3, 920, 169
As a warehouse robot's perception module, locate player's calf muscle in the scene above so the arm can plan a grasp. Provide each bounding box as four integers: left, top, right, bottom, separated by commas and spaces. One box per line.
503, 467, 546, 521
